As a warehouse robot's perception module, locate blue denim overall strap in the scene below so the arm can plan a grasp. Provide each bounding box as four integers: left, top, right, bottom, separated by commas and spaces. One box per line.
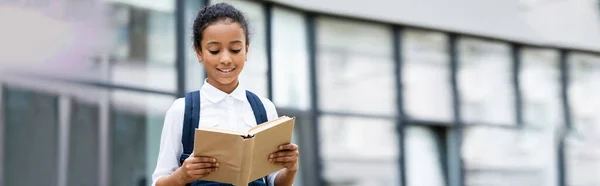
179, 90, 270, 186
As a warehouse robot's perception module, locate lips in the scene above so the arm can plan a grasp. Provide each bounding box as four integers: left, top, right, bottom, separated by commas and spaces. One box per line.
217, 68, 235, 76
218, 68, 234, 73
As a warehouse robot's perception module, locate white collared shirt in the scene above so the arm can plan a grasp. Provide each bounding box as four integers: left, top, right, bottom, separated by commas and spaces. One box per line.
152, 80, 280, 186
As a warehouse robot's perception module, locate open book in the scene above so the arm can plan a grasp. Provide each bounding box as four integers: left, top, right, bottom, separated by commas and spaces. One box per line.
192, 116, 295, 185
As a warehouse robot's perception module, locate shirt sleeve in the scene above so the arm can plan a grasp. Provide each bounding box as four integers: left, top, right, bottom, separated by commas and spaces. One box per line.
259, 97, 279, 121
267, 170, 281, 186
152, 98, 185, 186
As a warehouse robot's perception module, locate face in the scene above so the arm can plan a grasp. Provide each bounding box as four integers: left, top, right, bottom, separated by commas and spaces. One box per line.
195, 20, 248, 90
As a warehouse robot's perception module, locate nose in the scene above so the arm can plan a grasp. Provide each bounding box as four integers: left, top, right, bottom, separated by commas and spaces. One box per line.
219, 51, 232, 65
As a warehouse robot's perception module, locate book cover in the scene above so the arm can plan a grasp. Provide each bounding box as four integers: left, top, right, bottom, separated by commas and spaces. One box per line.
192, 116, 295, 185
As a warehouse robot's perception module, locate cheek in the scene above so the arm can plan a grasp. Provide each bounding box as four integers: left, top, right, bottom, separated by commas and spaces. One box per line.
201, 52, 219, 65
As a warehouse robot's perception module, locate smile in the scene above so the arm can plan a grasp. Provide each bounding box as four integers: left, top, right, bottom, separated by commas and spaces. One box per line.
217, 68, 235, 73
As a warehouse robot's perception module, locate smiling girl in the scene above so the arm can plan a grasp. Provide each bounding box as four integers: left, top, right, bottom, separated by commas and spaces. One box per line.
152, 3, 299, 186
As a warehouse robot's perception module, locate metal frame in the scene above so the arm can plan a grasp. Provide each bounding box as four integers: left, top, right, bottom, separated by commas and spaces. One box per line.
176, 0, 187, 97
392, 26, 407, 186
305, 12, 326, 186
264, 2, 274, 100
558, 49, 571, 186
98, 88, 111, 186
512, 44, 524, 127
448, 33, 464, 186
0, 83, 4, 186
58, 96, 72, 186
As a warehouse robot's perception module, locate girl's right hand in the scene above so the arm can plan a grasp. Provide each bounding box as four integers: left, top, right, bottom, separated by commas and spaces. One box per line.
175, 156, 219, 184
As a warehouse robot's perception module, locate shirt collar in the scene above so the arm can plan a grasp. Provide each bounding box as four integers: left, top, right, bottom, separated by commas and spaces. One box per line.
201, 79, 247, 103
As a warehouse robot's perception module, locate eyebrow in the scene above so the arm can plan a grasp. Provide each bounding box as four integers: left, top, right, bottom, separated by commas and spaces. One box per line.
206, 40, 244, 45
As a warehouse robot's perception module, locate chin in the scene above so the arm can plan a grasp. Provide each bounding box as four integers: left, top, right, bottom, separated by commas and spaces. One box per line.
214, 78, 238, 85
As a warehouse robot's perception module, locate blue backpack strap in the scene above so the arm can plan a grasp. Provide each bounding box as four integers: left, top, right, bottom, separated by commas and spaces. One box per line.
245, 90, 268, 124
179, 91, 201, 166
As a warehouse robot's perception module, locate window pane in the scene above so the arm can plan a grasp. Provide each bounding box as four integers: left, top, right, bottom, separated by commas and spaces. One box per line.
566, 53, 600, 186
319, 115, 399, 185
458, 38, 514, 125
462, 126, 553, 186
211, 0, 268, 96
108, 1, 177, 92
520, 48, 561, 186
110, 90, 175, 186
405, 126, 446, 186
272, 7, 310, 110
3, 87, 59, 186
317, 17, 396, 116
521, 48, 562, 128
185, 0, 206, 92
402, 29, 452, 122
69, 100, 100, 186
0, 1, 177, 92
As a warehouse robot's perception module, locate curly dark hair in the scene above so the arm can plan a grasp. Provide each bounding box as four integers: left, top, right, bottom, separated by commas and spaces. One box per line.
193, 2, 250, 50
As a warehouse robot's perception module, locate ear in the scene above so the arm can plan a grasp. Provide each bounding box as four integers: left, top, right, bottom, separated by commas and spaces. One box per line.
194, 45, 203, 62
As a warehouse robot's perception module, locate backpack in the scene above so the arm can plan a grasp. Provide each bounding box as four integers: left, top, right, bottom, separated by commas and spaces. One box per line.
178, 90, 269, 186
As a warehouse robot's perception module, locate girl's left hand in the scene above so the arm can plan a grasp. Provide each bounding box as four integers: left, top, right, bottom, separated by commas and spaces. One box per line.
269, 143, 299, 171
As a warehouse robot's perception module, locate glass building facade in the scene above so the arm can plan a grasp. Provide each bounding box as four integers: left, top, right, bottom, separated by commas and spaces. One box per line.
1, 0, 600, 186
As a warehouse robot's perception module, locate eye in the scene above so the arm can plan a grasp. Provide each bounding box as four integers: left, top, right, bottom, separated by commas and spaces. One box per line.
230, 49, 241, 54
208, 50, 219, 55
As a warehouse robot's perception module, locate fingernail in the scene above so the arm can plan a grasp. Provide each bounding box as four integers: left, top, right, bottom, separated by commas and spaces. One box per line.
213, 159, 216, 162
279, 146, 283, 150
216, 163, 220, 167
269, 155, 274, 158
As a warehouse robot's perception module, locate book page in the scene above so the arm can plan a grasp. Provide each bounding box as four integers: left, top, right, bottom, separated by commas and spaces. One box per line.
247, 116, 290, 136
193, 128, 245, 184
247, 117, 295, 181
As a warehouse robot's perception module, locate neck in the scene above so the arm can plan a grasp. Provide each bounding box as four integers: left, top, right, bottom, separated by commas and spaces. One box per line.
207, 79, 238, 94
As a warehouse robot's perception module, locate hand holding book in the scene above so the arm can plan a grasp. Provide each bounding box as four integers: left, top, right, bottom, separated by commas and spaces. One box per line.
269, 143, 299, 172
174, 156, 220, 185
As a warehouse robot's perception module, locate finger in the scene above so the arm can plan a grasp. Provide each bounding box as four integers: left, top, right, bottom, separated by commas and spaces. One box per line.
186, 156, 217, 164
187, 162, 218, 170
270, 151, 298, 159
270, 156, 296, 163
278, 143, 298, 151
188, 167, 217, 176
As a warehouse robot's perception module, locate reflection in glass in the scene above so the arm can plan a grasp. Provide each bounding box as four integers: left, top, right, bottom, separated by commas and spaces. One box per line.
317, 17, 396, 116
210, 0, 268, 96
272, 7, 310, 110
405, 126, 446, 186
458, 38, 514, 125
402, 29, 452, 122
566, 53, 600, 186
69, 100, 100, 186
520, 48, 560, 186
3, 87, 59, 186
107, 1, 177, 92
185, 0, 206, 92
319, 115, 399, 186
463, 126, 551, 186
109, 90, 175, 186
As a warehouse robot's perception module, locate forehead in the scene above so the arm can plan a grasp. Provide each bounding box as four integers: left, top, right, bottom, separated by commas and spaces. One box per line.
202, 21, 246, 43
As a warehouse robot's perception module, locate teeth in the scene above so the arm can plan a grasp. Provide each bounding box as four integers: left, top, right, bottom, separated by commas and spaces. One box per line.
219, 69, 233, 73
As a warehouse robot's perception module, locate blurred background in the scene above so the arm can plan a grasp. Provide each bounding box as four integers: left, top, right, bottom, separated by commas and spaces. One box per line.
1, 0, 600, 186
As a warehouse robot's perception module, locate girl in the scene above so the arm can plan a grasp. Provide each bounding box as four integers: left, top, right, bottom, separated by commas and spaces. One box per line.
152, 3, 299, 186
